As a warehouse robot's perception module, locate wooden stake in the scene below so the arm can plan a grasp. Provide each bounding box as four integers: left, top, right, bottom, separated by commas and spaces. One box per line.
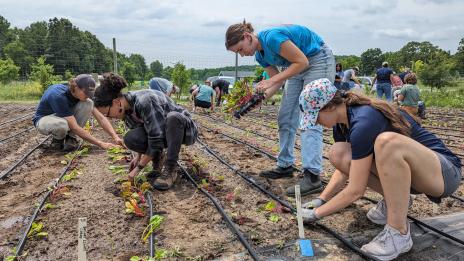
78, 217, 87, 261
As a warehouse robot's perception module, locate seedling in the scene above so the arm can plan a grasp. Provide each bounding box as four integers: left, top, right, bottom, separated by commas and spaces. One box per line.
108, 165, 128, 175
62, 168, 81, 182
27, 222, 48, 239
269, 213, 280, 222
64, 147, 89, 161
141, 215, 164, 242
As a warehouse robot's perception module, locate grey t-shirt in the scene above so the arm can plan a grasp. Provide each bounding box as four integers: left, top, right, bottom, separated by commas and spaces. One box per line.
149, 77, 174, 94
342, 69, 355, 83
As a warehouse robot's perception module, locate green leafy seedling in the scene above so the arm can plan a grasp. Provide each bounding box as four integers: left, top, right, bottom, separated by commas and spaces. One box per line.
141, 215, 165, 242
62, 168, 81, 182
27, 222, 48, 239
269, 213, 280, 223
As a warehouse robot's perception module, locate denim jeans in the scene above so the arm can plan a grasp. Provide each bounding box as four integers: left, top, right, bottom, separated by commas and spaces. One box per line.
376, 83, 392, 101
277, 44, 335, 175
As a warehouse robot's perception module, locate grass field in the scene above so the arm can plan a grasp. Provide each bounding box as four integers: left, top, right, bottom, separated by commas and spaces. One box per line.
1, 80, 463, 108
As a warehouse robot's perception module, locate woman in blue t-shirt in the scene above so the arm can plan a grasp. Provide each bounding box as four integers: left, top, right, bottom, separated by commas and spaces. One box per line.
298, 78, 461, 260
225, 20, 335, 196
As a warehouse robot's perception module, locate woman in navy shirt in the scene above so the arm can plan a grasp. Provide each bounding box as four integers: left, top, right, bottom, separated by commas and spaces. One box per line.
298, 78, 461, 260
225, 20, 335, 196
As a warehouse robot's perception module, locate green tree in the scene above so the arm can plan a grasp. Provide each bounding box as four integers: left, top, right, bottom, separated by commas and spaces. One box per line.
0, 58, 20, 84
30, 56, 60, 93
149, 60, 163, 78
121, 61, 137, 86
171, 62, 191, 99
0, 15, 13, 57
360, 48, 383, 75
3, 39, 33, 78
418, 54, 454, 91
129, 54, 148, 80
336, 55, 361, 72
454, 38, 464, 76
162, 66, 173, 80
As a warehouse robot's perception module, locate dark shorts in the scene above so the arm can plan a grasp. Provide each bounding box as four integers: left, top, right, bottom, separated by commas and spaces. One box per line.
194, 99, 211, 108
411, 152, 462, 203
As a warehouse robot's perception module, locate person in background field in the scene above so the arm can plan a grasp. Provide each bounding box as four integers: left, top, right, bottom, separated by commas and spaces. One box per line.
191, 81, 215, 112
148, 77, 178, 97
212, 79, 230, 106
397, 73, 421, 116
225, 20, 335, 196
93, 73, 198, 190
372, 62, 394, 101
33, 74, 122, 151
299, 78, 461, 261
399, 68, 411, 84
335, 63, 344, 79
341, 66, 359, 90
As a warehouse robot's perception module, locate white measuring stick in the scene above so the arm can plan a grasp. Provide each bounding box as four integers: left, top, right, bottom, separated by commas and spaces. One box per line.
295, 185, 305, 239
78, 217, 87, 261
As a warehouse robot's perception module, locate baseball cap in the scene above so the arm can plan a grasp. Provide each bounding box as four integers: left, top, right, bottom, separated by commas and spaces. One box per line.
299, 78, 338, 130
75, 74, 96, 98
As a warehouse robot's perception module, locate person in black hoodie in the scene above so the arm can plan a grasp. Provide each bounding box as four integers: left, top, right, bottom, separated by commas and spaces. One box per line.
93, 73, 198, 190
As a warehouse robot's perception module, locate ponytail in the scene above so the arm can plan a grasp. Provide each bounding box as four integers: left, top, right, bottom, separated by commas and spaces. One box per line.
324, 91, 411, 136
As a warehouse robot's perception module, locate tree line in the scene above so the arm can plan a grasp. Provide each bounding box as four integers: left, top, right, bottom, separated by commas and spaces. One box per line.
1, 15, 463, 93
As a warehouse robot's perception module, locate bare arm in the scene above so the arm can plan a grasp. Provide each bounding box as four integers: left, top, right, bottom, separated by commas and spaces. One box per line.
92, 107, 121, 142
257, 40, 308, 98
315, 155, 373, 218
64, 115, 115, 149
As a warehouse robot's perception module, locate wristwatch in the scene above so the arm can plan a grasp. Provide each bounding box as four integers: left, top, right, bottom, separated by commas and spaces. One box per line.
137, 164, 145, 170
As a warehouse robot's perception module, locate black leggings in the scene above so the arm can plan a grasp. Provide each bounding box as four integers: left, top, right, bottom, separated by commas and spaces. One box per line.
123, 111, 189, 167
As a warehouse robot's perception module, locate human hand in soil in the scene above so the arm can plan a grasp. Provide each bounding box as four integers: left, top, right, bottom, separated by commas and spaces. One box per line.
302, 198, 326, 209
129, 156, 140, 171
113, 136, 125, 148
99, 142, 119, 150
301, 208, 320, 224
128, 167, 140, 183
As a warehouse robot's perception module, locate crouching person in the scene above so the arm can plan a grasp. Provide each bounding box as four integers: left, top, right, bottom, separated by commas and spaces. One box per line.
33, 74, 123, 151
93, 73, 198, 190
298, 79, 461, 260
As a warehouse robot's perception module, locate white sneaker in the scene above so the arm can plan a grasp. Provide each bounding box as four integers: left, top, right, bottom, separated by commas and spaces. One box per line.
361, 223, 413, 261
367, 196, 413, 225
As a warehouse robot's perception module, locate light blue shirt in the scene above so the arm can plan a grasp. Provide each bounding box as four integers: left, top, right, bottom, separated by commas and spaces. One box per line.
196, 85, 214, 102
255, 25, 324, 68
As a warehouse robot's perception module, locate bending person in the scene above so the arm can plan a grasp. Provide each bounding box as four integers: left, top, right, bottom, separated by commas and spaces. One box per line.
94, 73, 198, 190
148, 77, 178, 97
33, 74, 122, 151
225, 20, 335, 196
212, 79, 230, 106
299, 78, 461, 260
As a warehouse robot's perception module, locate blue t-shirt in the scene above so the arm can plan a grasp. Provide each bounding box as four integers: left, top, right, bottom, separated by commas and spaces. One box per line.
195, 85, 214, 102
255, 25, 324, 68
333, 105, 461, 168
33, 84, 80, 126
376, 67, 393, 84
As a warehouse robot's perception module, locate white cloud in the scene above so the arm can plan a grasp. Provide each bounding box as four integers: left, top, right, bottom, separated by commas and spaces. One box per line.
0, 0, 463, 67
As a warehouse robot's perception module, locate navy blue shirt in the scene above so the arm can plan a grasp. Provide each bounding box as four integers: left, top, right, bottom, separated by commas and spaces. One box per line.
33, 84, 80, 126
376, 67, 393, 84
333, 105, 461, 168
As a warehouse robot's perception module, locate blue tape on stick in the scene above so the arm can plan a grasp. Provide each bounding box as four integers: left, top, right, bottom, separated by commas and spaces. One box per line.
299, 239, 314, 256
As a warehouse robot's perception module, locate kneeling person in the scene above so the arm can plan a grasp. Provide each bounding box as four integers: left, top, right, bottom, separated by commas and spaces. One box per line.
191, 82, 215, 112
94, 73, 198, 190
33, 74, 122, 151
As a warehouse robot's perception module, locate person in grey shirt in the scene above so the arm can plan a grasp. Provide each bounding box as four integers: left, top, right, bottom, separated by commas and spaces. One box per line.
148, 77, 178, 97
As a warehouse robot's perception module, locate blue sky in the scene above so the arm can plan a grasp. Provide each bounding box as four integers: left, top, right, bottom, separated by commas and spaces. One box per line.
1, 0, 463, 68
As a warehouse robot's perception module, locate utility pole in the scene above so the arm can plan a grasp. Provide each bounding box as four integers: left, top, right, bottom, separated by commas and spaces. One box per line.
235, 53, 238, 83
113, 38, 118, 74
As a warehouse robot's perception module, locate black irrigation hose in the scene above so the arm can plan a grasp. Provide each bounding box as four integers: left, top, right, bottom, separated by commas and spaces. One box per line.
177, 162, 260, 261
197, 121, 464, 248
0, 112, 34, 129
450, 195, 464, 203
144, 191, 155, 258
15, 143, 83, 257
0, 126, 35, 144
195, 138, 380, 261
0, 136, 51, 180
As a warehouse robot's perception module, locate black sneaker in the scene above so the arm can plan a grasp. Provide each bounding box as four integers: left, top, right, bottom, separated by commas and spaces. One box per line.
152, 165, 178, 191
286, 170, 323, 197
49, 138, 64, 151
259, 166, 294, 179
63, 135, 79, 152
